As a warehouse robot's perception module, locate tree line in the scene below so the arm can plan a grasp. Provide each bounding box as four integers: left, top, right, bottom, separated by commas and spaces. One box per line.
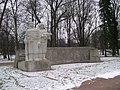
0, 0, 120, 60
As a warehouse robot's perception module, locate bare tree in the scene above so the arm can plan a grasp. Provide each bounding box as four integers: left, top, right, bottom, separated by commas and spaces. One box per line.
62, 0, 74, 46
71, 0, 98, 46
21, 0, 45, 27
9, 0, 20, 68
111, 0, 120, 19
3, 9, 11, 60
0, 0, 8, 30
29, 0, 41, 24
45, 0, 69, 47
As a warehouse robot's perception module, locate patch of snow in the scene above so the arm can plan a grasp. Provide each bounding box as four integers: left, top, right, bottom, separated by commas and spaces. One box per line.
101, 57, 120, 62
96, 70, 120, 79
0, 55, 15, 61
0, 61, 14, 63
0, 57, 120, 90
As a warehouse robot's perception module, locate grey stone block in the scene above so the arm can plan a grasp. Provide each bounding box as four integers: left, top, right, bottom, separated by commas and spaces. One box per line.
90, 47, 100, 62
18, 60, 51, 72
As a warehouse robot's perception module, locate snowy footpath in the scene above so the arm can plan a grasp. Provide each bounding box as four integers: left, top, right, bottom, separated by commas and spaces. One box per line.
0, 57, 120, 90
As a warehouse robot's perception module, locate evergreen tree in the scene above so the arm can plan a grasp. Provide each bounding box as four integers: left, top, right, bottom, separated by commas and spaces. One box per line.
99, 0, 109, 56
99, 0, 119, 56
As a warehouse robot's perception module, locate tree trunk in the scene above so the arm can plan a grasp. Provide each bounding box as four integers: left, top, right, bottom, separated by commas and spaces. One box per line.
14, 0, 19, 68
14, 15, 19, 68
0, 0, 8, 29
67, 18, 71, 47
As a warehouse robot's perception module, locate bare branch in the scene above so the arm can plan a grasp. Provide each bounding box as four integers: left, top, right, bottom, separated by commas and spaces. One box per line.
0, 0, 9, 29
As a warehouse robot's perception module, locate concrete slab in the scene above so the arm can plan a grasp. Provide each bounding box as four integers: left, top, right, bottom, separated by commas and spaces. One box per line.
18, 60, 51, 72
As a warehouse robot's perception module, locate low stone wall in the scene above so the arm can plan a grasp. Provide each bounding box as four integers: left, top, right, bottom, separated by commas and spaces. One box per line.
18, 47, 100, 65
46, 47, 89, 64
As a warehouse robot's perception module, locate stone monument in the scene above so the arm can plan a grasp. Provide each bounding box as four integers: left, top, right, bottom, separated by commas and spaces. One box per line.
18, 23, 51, 71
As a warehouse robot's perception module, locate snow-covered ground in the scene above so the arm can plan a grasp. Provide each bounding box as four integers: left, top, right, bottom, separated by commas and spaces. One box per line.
0, 57, 120, 90
0, 55, 15, 61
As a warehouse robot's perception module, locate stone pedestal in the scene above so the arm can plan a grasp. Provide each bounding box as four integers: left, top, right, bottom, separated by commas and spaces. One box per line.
18, 60, 51, 72
18, 23, 51, 71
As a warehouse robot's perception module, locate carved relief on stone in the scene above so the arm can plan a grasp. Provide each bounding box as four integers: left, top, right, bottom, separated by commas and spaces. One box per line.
37, 23, 45, 29
28, 22, 34, 28
24, 23, 52, 61
25, 30, 39, 41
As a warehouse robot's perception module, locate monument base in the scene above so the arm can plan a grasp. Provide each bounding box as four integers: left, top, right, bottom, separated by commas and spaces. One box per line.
18, 60, 51, 72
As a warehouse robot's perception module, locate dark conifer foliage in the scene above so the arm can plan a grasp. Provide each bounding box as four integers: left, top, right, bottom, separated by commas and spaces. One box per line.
99, 0, 119, 56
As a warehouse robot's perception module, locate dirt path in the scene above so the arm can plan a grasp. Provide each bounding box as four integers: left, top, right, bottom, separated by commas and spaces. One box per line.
74, 75, 120, 90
